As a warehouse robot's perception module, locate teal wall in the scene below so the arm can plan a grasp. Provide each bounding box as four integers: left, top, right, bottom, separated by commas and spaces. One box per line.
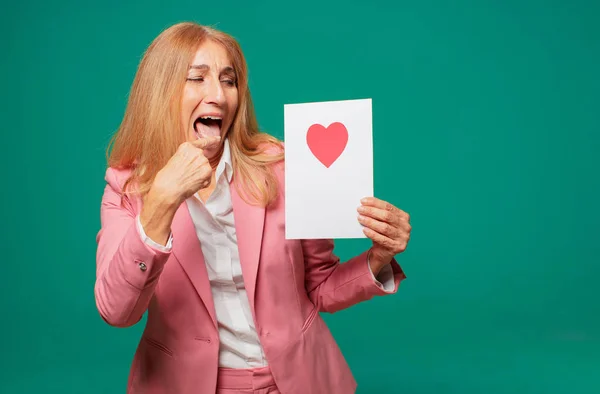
2, 0, 599, 393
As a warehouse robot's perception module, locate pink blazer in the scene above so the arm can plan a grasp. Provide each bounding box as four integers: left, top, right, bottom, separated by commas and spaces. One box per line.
95, 158, 406, 394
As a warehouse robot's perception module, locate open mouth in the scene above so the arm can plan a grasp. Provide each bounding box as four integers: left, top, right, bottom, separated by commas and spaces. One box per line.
194, 116, 223, 139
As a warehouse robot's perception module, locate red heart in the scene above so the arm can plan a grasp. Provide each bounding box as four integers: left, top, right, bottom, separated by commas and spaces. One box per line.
306, 122, 349, 168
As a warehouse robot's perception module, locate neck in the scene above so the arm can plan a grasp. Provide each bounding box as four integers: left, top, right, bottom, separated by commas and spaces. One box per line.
208, 144, 224, 169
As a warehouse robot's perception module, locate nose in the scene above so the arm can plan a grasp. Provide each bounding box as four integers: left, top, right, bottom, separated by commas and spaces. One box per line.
204, 78, 226, 106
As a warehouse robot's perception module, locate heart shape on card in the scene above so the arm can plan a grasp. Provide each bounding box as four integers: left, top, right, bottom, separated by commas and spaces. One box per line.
306, 122, 348, 168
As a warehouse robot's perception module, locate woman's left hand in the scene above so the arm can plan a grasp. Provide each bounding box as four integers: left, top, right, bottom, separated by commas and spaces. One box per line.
357, 197, 411, 273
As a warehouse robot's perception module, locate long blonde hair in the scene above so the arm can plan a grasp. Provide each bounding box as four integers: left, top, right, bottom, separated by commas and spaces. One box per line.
106, 22, 284, 206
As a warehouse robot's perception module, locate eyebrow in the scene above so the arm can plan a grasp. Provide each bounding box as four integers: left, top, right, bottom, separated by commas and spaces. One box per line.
188, 64, 236, 75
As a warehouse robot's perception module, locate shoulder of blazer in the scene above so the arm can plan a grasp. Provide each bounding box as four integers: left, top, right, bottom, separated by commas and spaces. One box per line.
258, 141, 285, 187
102, 166, 145, 215
258, 140, 285, 156
104, 166, 134, 192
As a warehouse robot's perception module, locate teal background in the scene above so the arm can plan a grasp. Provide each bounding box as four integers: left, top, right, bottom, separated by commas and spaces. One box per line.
2, 0, 599, 393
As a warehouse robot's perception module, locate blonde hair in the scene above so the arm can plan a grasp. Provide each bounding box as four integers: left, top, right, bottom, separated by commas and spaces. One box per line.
106, 22, 284, 206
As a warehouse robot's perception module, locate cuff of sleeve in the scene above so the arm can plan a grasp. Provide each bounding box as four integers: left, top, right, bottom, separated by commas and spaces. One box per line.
367, 252, 396, 293
136, 215, 173, 252
120, 219, 171, 291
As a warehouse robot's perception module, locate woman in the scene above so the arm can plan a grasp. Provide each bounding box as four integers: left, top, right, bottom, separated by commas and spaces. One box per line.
95, 22, 411, 394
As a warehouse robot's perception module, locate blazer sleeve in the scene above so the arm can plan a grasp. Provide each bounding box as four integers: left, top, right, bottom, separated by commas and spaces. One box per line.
94, 167, 171, 327
302, 238, 406, 314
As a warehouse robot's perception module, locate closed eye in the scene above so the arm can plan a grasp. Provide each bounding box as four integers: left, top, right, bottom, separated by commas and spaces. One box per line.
186, 77, 204, 82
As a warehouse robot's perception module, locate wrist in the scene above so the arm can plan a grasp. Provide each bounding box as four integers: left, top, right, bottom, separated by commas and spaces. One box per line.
140, 187, 178, 247
141, 187, 179, 228
368, 249, 392, 276
146, 184, 180, 211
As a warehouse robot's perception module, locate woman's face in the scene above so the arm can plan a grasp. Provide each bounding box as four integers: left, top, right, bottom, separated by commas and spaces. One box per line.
181, 40, 239, 147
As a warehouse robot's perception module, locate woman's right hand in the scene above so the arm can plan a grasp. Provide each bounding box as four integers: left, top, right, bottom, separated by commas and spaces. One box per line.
151, 136, 222, 206
139, 136, 221, 246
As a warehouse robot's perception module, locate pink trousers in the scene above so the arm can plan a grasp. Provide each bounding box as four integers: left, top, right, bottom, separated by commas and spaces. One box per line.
216, 366, 280, 394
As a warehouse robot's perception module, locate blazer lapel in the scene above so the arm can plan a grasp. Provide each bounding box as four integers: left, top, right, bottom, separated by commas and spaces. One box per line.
230, 181, 265, 315
171, 202, 218, 327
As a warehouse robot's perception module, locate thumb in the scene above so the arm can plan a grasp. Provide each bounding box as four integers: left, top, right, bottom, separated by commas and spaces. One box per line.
191, 135, 221, 150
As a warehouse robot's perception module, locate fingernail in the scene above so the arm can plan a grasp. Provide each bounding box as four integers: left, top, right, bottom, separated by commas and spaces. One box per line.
361, 197, 368, 203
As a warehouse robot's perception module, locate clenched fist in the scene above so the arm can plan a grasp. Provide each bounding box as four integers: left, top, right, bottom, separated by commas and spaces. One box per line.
151, 136, 222, 206
139, 136, 221, 246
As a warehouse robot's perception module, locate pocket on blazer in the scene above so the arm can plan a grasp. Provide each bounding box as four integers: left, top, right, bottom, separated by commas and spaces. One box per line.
143, 337, 173, 357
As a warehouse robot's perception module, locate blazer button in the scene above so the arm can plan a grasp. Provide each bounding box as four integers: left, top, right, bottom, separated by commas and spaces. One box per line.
138, 262, 147, 271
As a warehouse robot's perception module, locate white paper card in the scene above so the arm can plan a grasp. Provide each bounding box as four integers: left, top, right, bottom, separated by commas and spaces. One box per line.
284, 98, 373, 239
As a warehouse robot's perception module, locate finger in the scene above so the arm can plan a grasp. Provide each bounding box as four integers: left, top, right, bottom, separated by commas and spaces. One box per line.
197, 162, 213, 177
357, 205, 400, 226
199, 176, 212, 190
362, 227, 406, 254
196, 166, 213, 190
357, 214, 399, 239
360, 197, 398, 213
361, 197, 410, 223
191, 135, 221, 149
